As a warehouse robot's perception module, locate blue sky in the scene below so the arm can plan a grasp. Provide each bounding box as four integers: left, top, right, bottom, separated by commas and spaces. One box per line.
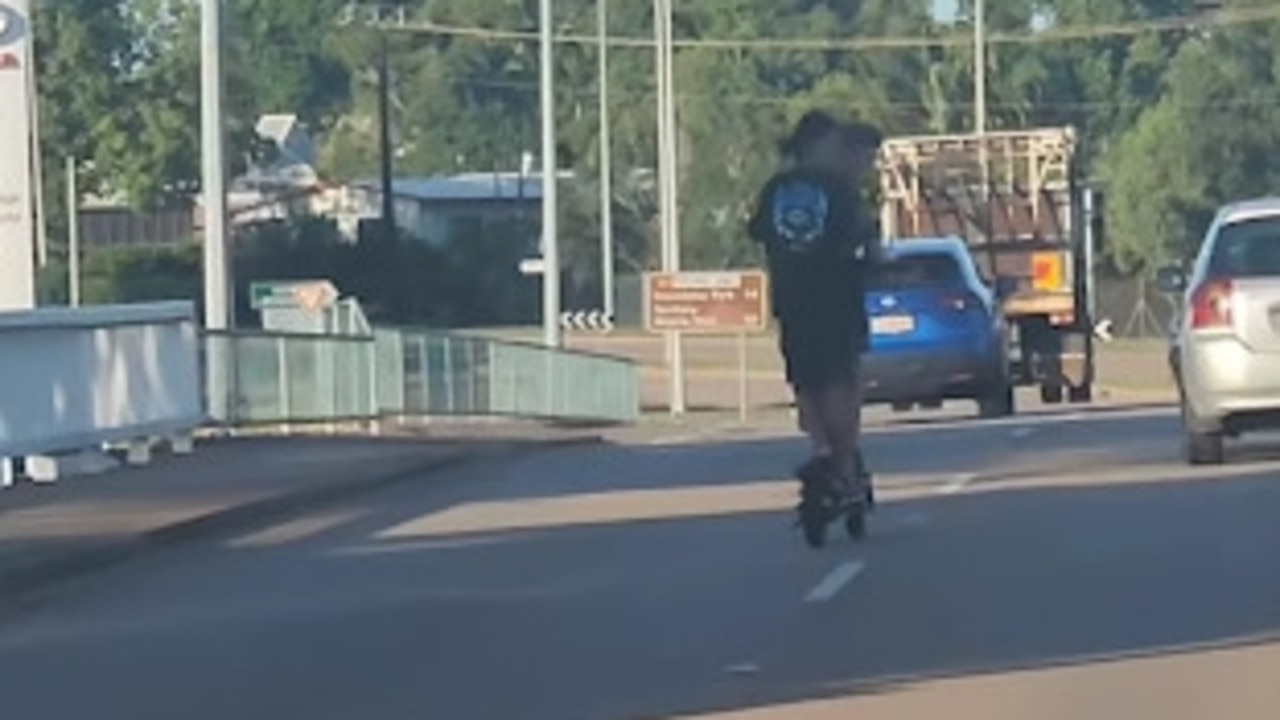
934, 0, 960, 22
928, 1, 1052, 29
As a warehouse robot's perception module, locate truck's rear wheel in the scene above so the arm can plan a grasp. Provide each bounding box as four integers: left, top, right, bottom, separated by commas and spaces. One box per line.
1039, 383, 1064, 405
1068, 383, 1092, 403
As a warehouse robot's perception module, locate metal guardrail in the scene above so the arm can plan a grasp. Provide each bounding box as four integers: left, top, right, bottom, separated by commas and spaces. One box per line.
204, 331, 376, 425
203, 328, 639, 426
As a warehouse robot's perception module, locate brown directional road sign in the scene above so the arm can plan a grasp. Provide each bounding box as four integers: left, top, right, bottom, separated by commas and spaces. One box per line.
644, 270, 769, 334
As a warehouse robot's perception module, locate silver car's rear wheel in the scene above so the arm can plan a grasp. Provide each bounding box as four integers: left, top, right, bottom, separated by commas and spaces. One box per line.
1186, 429, 1224, 465
1181, 397, 1225, 465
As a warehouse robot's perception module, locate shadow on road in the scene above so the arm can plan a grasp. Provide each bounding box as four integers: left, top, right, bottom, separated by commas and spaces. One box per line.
2, 425, 1279, 720
873, 397, 1175, 427
260, 432, 1280, 719
414, 470, 1280, 719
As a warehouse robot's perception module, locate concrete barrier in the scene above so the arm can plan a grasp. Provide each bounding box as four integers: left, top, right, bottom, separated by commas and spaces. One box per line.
0, 302, 202, 485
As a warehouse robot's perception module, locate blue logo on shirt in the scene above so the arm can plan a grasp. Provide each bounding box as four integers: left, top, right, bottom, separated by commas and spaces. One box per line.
770, 179, 829, 253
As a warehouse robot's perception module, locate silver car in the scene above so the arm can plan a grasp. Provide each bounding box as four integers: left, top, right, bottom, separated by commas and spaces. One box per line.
1158, 197, 1280, 464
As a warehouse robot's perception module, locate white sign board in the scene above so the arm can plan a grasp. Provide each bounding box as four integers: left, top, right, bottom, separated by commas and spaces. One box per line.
250, 280, 338, 311
0, 0, 35, 310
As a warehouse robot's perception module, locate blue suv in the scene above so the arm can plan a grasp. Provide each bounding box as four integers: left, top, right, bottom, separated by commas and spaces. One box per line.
862, 237, 1015, 418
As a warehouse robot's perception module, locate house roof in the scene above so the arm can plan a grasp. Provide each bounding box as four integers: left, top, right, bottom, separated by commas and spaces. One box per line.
232, 113, 318, 191
256, 114, 299, 143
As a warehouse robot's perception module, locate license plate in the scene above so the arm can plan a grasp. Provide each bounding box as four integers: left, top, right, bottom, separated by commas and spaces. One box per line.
871, 314, 915, 335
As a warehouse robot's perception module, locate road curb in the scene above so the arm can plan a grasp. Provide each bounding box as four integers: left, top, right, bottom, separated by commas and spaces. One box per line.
0, 436, 601, 614
1095, 385, 1177, 404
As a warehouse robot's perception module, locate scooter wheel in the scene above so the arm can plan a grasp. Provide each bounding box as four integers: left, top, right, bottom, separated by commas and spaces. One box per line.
799, 501, 828, 549
844, 505, 866, 540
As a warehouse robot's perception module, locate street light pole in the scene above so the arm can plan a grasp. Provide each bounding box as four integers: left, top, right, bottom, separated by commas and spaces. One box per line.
200, 0, 231, 423
654, 0, 684, 414
200, 0, 230, 330
663, 3, 680, 258
597, 0, 615, 322
539, 0, 562, 348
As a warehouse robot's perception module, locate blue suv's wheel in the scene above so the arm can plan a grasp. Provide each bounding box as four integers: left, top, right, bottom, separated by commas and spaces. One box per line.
978, 383, 1015, 418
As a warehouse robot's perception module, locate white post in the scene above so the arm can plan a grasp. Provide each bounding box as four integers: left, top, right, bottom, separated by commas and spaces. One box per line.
539, 0, 561, 348
1084, 186, 1097, 321
66, 156, 80, 306
597, 0, 615, 323
277, 333, 290, 423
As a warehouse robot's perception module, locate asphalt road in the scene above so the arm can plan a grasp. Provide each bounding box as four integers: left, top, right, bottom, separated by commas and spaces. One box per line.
2, 404, 1279, 719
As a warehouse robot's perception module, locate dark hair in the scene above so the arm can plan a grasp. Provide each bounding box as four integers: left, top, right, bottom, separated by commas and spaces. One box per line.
779, 110, 841, 159
842, 120, 884, 151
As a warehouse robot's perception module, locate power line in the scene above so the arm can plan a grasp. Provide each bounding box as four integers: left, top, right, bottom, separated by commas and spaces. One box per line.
367, 5, 1280, 51
423, 71, 1280, 112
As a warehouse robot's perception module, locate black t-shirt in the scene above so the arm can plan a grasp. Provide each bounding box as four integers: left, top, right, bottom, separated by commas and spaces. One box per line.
748, 167, 876, 333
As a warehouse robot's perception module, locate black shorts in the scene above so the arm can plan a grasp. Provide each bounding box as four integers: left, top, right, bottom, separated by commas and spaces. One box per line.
779, 320, 864, 391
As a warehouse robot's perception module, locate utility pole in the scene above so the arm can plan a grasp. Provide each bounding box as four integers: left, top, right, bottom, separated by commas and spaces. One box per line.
336, 6, 401, 243
539, 0, 561, 348
348, 2, 561, 346
974, 0, 986, 137
654, 0, 684, 414
377, 32, 396, 242
597, 0, 615, 322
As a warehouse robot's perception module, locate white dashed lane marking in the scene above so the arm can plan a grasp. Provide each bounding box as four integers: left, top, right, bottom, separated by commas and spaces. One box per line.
804, 561, 867, 603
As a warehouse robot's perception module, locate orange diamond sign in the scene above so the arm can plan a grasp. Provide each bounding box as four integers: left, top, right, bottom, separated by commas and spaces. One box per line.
291, 283, 338, 312
1031, 252, 1063, 291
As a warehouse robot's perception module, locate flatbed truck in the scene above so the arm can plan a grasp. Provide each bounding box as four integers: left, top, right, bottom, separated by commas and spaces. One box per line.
877, 128, 1100, 404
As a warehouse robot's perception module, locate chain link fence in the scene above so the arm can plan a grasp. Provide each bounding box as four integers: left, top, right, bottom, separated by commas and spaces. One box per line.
1094, 275, 1178, 340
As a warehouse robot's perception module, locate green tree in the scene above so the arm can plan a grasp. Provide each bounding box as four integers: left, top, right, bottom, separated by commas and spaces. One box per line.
1101, 23, 1280, 272
36, 0, 1280, 293
1101, 101, 1204, 273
